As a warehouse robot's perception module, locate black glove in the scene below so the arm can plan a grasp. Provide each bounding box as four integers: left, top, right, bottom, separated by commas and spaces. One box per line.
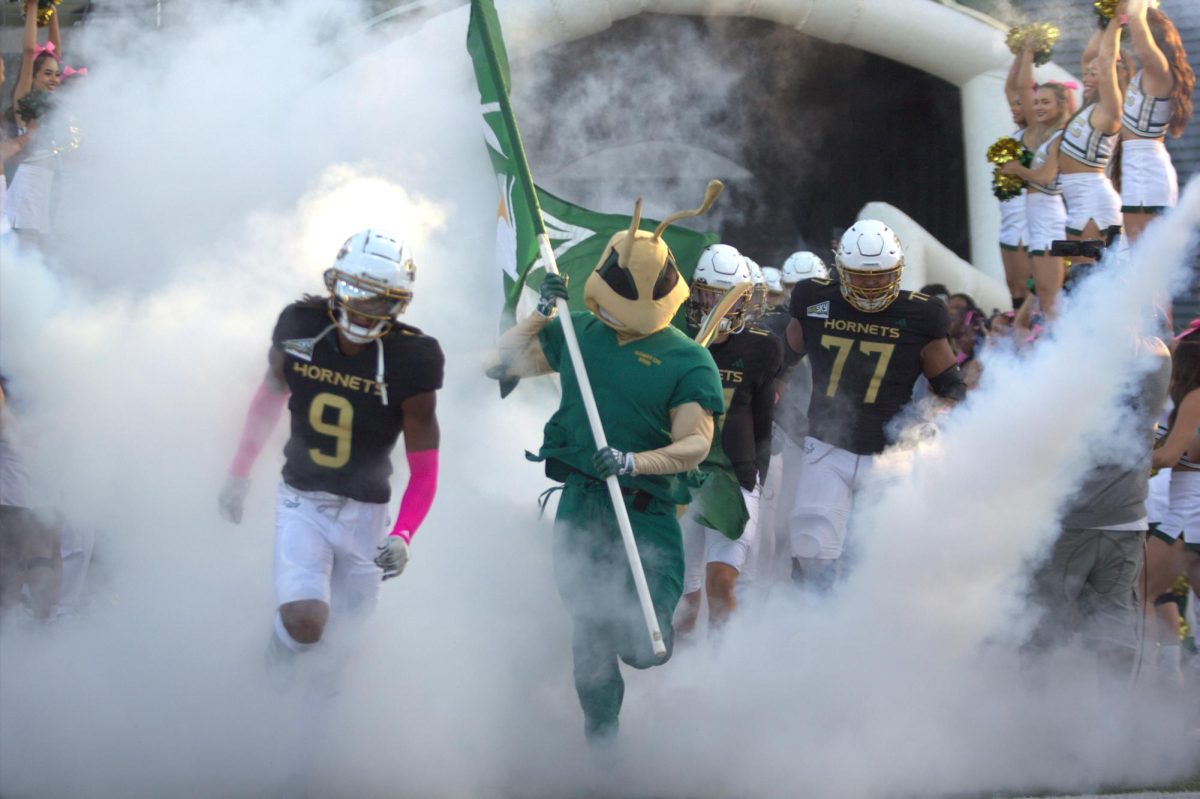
536, 273, 569, 318
593, 446, 636, 478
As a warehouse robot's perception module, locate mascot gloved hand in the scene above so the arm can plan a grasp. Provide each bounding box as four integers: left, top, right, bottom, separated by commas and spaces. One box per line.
536, 274, 569, 318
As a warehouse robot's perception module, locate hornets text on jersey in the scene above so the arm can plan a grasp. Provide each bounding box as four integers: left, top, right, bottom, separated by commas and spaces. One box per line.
708, 326, 783, 489
272, 302, 444, 503
788, 278, 949, 455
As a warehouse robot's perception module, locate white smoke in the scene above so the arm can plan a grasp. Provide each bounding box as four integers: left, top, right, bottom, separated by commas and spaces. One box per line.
1, 1, 1198, 798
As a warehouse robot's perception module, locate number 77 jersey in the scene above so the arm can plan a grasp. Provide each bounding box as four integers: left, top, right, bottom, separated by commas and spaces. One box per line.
788, 278, 950, 456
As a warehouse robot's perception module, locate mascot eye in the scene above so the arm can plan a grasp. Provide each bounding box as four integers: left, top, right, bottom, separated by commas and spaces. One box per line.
652, 258, 680, 300
598, 250, 638, 300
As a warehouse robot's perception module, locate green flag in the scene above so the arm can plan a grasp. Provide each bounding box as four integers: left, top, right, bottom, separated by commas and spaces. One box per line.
466, 0, 746, 540
466, 0, 717, 322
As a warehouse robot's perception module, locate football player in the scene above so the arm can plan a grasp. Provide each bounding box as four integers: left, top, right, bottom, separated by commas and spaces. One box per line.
218, 230, 444, 681
677, 245, 783, 634
762, 251, 832, 586
785, 221, 962, 589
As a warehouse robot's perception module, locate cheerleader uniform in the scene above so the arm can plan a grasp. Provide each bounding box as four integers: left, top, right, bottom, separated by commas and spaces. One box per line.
999, 127, 1027, 250
4, 128, 56, 235
1024, 130, 1067, 256
1120, 70, 1177, 212
1059, 104, 1123, 235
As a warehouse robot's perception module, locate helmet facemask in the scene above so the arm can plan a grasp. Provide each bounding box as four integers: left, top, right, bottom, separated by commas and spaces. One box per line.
326, 268, 412, 344
687, 282, 749, 335
836, 263, 903, 313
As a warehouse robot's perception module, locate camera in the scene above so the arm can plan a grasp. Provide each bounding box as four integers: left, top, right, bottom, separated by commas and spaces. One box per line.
1049, 225, 1123, 259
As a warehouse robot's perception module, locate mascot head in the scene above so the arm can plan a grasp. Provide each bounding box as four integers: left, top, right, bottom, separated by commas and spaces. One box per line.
584, 180, 724, 339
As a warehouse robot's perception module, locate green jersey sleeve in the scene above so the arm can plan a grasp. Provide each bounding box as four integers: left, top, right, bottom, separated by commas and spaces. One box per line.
536, 314, 571, 373
669, 346, 725, 415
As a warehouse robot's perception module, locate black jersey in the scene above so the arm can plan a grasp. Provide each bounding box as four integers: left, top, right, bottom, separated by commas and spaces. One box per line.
756, 306, 791, 344
272, 303, 444, 504
789, 278, 948, 455
708, 326, 783, 490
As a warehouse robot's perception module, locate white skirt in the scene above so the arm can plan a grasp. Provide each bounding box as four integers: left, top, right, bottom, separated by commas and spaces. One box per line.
4, 160, 55, 234
1120, 138, 1178, 211
999, 192, 1026, 249
1059, 171, 1122, 235
1159, 469, 1200, 546
1024, 189, 1067, 255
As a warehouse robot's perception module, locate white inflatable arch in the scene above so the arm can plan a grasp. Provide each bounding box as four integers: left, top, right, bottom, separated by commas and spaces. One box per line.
480, 0, 1080, 311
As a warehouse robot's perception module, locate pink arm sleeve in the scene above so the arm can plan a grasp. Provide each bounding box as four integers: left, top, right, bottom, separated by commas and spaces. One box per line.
389, 449, 439, 543
230, 379, 289, 478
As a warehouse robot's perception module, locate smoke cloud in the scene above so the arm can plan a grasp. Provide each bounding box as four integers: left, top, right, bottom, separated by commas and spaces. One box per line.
1, 2, 1198, 798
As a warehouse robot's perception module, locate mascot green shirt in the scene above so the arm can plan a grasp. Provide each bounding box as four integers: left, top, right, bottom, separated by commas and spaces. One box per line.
486, 182, 727, 742
536, 311, 724, 506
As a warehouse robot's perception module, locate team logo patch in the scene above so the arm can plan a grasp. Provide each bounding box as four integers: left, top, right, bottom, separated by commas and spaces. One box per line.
807, 301, 830, 319
283, 337, 318, 362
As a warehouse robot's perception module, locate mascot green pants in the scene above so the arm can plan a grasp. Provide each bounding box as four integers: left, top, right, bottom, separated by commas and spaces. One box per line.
552, 472, 683, 739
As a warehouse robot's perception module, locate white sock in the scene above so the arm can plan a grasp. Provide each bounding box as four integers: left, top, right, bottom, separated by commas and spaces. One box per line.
274, 612, 317, 654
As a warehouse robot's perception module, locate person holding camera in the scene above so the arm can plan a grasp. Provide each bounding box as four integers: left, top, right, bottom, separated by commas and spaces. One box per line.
1024, 331, 1171, 689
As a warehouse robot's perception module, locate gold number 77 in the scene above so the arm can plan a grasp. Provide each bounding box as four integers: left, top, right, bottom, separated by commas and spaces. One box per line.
820, 335, 895, 404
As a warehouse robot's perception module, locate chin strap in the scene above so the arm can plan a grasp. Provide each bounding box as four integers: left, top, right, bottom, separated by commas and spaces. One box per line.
375, 338, 388, 406
324, 322, 390, 407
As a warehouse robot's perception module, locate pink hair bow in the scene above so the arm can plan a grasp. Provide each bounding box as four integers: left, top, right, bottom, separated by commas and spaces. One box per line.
1174, 317, 1200, 342
1060, 80, 1079, 90
33, 41, 57, 58
63, 66, 87, 78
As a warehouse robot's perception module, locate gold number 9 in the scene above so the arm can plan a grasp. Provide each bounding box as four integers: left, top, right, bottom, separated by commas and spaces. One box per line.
308, 393, 354, 468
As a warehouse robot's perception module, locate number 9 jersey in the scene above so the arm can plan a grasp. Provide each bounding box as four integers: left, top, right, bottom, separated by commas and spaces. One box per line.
272, 302, 445, 503
788, 278, 949, 455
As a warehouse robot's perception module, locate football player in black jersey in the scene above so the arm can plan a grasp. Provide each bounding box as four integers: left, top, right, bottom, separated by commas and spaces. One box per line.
785, 221, 963, 590
217, 230, 444, 681
677, 245, 783, 634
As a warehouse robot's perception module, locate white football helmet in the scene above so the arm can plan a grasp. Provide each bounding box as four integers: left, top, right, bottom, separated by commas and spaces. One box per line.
761, 266, 784, 294
781, 251, 829, 286
688, 243, 752, 334
835, 220, 903, 313
325, 229, 416, 344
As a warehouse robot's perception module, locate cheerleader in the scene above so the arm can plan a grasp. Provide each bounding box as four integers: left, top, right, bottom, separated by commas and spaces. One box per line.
1001, 41, 1074, 314
1119, 0, 1194, 243
1000, 49, 1032, 310
1055, 18, 1126, 264
1148, 340, 1200, 684
4, 0, 65, 247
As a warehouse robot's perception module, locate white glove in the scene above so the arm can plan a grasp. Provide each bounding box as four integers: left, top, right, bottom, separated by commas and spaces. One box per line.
375, 536, 410, 581
218, 476, 250, 524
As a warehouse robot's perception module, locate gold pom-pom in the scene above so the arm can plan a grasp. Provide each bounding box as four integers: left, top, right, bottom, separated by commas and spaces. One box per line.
1007, 23, 1059, 66
23, 0, 63, 27
992, 170, 1026, 201
1093, 0, 1119, 23
987, 136, 1024, 166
